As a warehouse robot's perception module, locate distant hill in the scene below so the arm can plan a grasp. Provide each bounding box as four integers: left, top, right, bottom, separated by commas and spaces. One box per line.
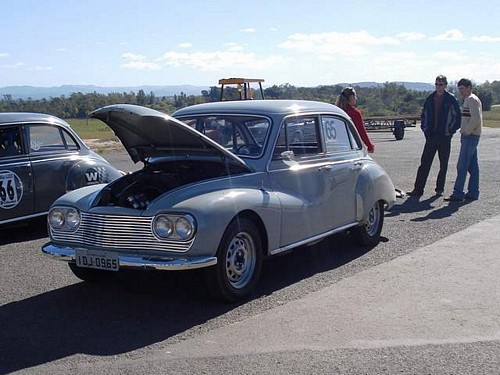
0, 84, 209, 100
0, 82, 434, 100
340, 81, 435, 91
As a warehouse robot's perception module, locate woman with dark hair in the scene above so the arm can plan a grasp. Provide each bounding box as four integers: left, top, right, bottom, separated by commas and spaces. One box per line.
335, 86, 374, 153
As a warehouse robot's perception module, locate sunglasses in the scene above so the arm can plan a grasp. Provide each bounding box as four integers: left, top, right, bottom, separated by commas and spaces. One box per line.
435, 83, 446, 86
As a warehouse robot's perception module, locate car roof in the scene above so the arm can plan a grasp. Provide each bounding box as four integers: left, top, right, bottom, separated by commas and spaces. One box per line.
173, 99, 346, 117
0, 112, 69, 126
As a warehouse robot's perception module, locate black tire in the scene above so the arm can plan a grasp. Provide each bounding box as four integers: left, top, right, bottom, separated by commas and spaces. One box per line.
206, 218, 263, 302
68, 263, 117, 283
352, 201, 384, 246
394, 126, 405, 140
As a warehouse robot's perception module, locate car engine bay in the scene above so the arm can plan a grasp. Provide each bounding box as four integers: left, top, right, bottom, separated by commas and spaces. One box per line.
96, 159, 246, 209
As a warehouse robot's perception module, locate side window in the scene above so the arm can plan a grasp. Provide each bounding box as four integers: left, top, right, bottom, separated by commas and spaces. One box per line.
0, 126, 23, 157
29, 125, 74, 153
273, 116, 321, 158
321, 116, 358, 153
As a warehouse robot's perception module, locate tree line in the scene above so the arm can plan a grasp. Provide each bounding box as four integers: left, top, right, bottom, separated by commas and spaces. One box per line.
1, 81, 498, 120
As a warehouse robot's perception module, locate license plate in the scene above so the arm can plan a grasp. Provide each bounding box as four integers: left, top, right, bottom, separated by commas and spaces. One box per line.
75, 250, 119, 271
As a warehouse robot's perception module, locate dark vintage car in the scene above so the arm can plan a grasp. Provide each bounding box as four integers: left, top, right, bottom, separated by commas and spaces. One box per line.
0, 112, 122, 225
42, 101, 396, 301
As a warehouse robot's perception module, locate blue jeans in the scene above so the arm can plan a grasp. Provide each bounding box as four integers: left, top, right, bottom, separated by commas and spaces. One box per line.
452, 134, 480, 199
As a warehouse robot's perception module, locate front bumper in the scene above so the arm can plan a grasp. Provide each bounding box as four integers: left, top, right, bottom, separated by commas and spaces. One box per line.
42, 243, 217, 271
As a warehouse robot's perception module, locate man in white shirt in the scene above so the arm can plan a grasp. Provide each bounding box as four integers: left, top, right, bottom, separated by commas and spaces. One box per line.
445, 78, 483, 202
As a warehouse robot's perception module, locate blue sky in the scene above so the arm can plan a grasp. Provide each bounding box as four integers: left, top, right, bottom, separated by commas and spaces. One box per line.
1, 0, 499, 88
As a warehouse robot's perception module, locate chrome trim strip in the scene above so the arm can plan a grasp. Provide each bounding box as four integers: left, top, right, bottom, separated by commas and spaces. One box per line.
268, 222, 359, 256
41, 243, 217, 271
0, 211, 47, 225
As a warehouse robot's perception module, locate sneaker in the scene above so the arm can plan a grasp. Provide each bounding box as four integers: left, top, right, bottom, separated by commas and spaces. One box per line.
407, 189, 423, 197
444, 195, 464, 202
435, 190, 444, 196
464, 193, 478, 201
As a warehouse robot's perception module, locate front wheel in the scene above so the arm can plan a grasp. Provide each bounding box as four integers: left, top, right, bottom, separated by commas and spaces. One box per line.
352, 200, 384, 246
206, 218, 263, 302
68, 263, 117, 283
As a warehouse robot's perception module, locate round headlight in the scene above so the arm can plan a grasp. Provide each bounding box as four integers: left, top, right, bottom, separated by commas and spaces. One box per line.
154, 215, 174, 238
49, 209, 65, 229
175, 217, 194, 240
66, 208, 81, 230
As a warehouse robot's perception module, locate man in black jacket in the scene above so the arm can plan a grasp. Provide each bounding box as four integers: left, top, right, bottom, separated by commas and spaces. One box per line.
408, 75, 461, 197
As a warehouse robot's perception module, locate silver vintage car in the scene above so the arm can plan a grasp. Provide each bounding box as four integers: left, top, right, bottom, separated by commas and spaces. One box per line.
42, 101, 396, 301
0, 112, 122, 226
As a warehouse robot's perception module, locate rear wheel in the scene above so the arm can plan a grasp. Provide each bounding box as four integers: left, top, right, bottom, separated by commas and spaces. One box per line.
352, 200, 384, 246
68, 263, 116, 283
206, 218, 263, 302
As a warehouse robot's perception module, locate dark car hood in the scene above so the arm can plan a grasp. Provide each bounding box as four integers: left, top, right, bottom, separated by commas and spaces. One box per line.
90, 104, 251, 170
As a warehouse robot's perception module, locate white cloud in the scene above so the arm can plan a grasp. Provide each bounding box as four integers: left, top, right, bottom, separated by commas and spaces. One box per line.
0, 53, 10, 58
158, 50, 285, 72
433, 51, 464, 61
6, 62, 26, 68
431, 29, 464, 41
31, 66, 53, 71
56, 48, 68, 52
114, 28, 499, 85
121, 53, 160, 70
396, 32, 426, 41
240, 28, 256, 33
225, 42, 244, 52
2, 61, 52, 72
429, 29, 500, 43
471, 35, 500, 42
279, 30, 400, 57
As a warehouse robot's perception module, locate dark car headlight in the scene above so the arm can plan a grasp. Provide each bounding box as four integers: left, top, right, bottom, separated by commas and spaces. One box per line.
153, 214, 196, 241
48, 207, 81, 231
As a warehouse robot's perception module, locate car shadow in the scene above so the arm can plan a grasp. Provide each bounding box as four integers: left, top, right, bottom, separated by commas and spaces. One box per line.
0, 217, 48, 245
0, 232, 369, 373
257, 232, 371, 296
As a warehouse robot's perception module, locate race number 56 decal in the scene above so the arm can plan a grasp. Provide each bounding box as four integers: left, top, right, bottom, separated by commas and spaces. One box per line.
0, 170, 23, 209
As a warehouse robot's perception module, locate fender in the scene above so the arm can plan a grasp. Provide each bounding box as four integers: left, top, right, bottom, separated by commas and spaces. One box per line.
65, 159, 123, 192
355, 161, 396, 222
151, 187, 282, 257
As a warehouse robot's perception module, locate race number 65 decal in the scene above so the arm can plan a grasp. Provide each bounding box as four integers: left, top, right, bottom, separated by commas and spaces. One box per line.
323, 119, 337, 143
0, 170, 23, 209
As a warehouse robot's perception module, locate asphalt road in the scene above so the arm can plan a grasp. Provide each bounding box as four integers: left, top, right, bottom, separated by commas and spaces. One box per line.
1, 125, 499, 374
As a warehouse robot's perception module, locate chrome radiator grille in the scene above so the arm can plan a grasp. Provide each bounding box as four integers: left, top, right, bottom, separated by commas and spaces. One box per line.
50, 212, 193, 252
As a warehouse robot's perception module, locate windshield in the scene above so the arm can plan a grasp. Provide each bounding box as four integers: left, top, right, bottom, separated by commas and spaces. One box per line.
178, 115, 271, 157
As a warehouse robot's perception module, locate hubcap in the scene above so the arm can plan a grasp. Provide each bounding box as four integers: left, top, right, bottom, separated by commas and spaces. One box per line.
364, 202, 380, 236
225, 232, 256, 289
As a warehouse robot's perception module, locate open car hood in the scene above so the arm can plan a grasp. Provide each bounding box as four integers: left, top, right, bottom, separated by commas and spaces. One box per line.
90, 104, 251, 170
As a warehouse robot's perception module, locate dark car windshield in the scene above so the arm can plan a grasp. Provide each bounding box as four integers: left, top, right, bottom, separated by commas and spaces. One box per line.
178, 115, 271, 157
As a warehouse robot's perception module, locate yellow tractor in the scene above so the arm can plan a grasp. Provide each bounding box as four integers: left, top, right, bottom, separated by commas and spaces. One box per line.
218, 78, 265, 100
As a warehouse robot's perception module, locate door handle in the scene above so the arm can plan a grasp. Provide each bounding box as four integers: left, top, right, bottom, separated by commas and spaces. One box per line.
318, 165, 333, 172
